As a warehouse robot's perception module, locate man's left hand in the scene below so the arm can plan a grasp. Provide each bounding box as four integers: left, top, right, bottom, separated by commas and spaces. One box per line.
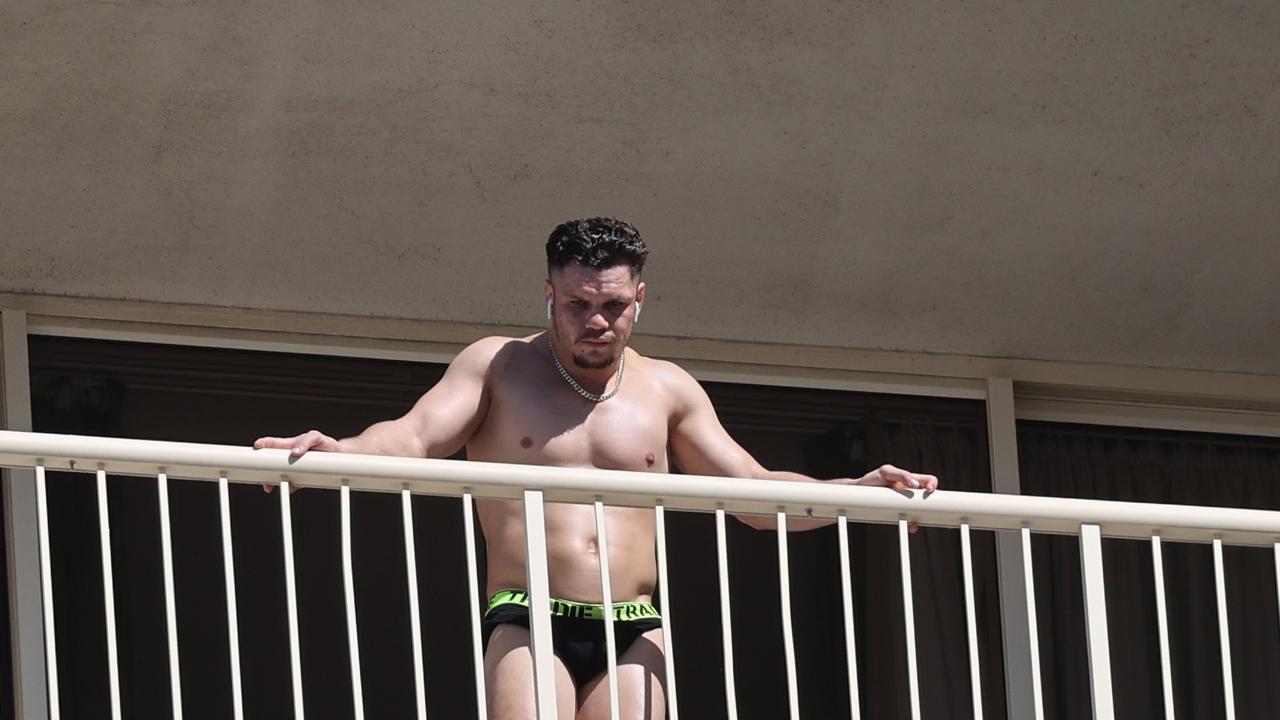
848, 464, 939, 533
854, 464, 939, 496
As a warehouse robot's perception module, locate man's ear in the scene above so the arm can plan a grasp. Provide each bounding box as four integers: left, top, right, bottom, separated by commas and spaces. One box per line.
634, 282, 647, 322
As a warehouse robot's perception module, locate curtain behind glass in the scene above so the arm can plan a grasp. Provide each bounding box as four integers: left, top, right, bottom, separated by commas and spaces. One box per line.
663, 388, 1006, 719
27, 335, 1007, 719
1018, 421, 1280, 720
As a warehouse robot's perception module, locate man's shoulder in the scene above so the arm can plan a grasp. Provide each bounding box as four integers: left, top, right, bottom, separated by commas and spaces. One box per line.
463, 334, 532, 354
633, 352, 702, 400
634, 352, 689, 379
451, 335, 537, 373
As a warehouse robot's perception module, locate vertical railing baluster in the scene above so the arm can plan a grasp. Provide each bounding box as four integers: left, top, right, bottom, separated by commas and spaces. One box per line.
1021, 525, 1045, 720
402, 488, 428, 720
837, 514, 861, 720
1079, 523, 1115, 720
1212, 536, 1236, 720
34, 464, 61, 720
340, 482, 366, 720
960, 521, 983, 720
654, 502, 679, 720
218, 474, 245, 720
714, 506, 739, 720
1151, 532, 1174, 720
462, 490, 488, 719
523, 489, 559, 720
897, 518, 922, 720
157, 472, 184, 720
280, 480, 305, 719
96, 467, 122, 720
594, 499, 621, 720
776, 511, 800, 720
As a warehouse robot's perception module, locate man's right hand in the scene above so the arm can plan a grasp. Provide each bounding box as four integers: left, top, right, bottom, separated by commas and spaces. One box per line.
253, 430, 341, 492
254, 430, 341, 458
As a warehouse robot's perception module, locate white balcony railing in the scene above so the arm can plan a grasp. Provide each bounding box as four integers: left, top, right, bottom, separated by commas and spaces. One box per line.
3, 430, 1280, 720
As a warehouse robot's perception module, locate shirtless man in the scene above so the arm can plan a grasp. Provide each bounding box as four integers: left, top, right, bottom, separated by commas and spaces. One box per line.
255, 218, 939, 720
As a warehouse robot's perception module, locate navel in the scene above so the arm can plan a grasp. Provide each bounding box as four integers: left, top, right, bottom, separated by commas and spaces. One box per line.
645, 452, 656, 467
520, 436, 533, 449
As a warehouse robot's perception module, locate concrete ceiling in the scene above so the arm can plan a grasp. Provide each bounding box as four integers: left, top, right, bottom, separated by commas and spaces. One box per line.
3, 0, 1277, 375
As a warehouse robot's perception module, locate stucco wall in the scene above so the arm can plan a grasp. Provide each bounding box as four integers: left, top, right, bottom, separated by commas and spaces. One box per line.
2, 0, 1277, 374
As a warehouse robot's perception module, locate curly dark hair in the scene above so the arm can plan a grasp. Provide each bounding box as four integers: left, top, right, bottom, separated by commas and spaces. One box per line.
545, 218, 648, 276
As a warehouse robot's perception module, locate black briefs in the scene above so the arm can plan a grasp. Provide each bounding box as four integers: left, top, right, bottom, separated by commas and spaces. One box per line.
482, 589, 663, 687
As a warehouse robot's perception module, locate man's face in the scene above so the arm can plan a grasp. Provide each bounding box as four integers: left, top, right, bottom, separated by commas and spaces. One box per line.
546, 263, 646, 370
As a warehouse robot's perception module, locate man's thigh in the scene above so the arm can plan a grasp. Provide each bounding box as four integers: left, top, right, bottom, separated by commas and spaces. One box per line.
485, 623, 577, 720
577, 627, 667, 720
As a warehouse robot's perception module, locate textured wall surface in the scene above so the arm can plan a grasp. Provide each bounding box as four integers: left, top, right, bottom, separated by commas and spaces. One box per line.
2, 0, 1277, 374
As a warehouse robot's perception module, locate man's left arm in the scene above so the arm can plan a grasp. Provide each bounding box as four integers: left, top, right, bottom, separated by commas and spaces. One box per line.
664, 363, 937, 531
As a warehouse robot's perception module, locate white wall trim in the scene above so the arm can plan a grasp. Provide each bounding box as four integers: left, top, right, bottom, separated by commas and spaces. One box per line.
987, 378, 1039, 720
8, 291, 1280, 436
2, 310, 47, 720
1015, 390, 1280, 438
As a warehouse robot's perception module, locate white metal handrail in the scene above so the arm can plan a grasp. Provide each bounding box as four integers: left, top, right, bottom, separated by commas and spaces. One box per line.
3, 431, 1278, 545
5, 429, 1280, 720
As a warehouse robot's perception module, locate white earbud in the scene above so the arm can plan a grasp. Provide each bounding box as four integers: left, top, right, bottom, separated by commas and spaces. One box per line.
635, 302, 642, 321
546, 298, 553, 320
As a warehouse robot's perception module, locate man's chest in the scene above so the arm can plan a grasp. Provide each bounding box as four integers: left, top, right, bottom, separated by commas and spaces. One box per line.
475, 371, 670, 472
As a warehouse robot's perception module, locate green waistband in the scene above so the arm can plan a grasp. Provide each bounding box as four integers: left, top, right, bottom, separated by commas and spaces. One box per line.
486, 589, 661, 622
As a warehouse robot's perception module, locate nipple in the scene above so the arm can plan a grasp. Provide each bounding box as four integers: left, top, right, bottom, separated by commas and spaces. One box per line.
520, 437, 534, 449
645, 452, 656, 467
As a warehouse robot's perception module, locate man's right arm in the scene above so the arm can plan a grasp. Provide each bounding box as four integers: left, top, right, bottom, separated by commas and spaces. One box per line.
253, 336, 509, 460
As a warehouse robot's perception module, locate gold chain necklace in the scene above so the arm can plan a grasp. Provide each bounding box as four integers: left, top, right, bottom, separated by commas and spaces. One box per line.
548, 342, 625, 402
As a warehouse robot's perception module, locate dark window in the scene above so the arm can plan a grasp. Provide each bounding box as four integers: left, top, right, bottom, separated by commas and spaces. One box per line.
1019, 421, 1280, 720
27, 335, 1001, 719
